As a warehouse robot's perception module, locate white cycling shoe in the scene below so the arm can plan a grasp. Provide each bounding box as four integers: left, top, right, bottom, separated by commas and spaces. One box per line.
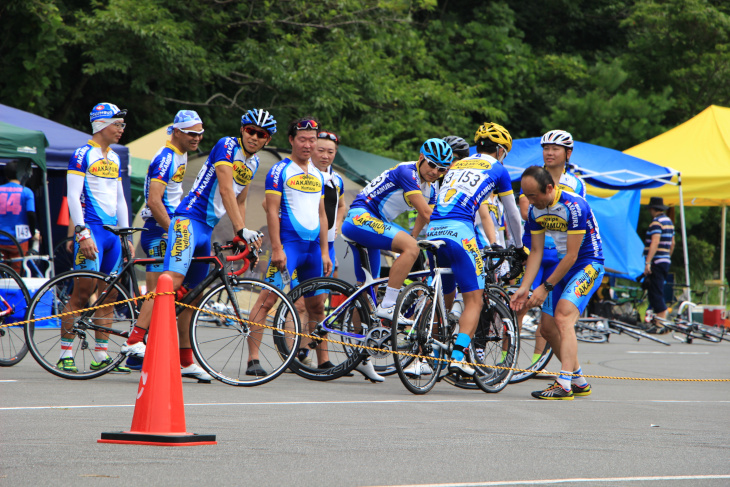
404, 359, 433, 378
448, 359, 475, 378
120, 341, 146, 358
181, 363, 213, 382
355, 358, 384, 383
375, 304, 414, 326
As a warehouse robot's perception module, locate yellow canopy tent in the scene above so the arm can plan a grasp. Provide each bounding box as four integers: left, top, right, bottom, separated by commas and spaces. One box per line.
624, 105, 730, 302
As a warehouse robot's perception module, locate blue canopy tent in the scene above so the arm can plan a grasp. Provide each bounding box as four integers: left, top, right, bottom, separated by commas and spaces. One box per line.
481, 138, 689, 286
0, 104, 132, 271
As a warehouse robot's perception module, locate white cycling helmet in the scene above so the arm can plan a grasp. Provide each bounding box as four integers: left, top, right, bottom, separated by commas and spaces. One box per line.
540, 130, 574, 149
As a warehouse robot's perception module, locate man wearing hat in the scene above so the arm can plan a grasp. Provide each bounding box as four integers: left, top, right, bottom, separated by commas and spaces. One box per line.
643, 196, 675, 321
60, 102, 133, 373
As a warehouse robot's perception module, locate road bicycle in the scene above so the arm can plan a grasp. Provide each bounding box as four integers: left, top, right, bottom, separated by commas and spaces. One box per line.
281, 238, 431, 381
24, 226, 301, 385
390, 242, 520, 395
0, 262, 30, 366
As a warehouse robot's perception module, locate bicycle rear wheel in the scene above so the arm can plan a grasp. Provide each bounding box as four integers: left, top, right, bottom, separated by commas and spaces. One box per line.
0, 263, 30, 366
281, 277, 370, 381
472, 294, 518, 393
392, 281, 444, 395
190, 279, 300, 386
510, 306, 552, 384
24, 270, 134, 379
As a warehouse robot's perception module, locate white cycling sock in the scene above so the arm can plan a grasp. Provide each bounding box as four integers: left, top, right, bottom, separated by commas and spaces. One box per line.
380, 287, 400, 308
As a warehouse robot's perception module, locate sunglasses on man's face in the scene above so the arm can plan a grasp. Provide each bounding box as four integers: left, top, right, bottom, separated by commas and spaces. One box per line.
296, 119, 319, 131
179, 128, 204, 138
426, 160, 449, 173
243, 126, 269, 139
317, 131, 339, 143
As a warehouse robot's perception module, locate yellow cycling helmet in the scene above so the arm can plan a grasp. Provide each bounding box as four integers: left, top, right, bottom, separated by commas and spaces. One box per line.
474, 122, 512, 152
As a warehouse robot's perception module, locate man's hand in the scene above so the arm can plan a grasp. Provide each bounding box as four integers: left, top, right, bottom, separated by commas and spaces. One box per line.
271, 246, 287, 272
79, 237, 98, 260
322, 254, 333, 277
510, 286, 529, 312
644, 262, 652, 275
526, 285, 548, 309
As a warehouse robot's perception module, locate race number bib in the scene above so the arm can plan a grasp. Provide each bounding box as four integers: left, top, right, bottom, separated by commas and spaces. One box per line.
15, 224, 31, 240
441, 169, 484, 199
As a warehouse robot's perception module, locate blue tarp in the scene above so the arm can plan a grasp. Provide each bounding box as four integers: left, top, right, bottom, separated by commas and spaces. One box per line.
586, 191, 644, 280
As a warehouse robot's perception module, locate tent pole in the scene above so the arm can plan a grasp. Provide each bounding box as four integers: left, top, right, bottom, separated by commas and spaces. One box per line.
721, 204, 727, 306
677, 174, 690, 299
43, 171, 55, 277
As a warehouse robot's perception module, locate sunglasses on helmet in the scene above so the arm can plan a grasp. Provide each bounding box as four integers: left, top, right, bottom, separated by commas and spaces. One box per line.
296, 119, 319, 131
317, 131, 339, 143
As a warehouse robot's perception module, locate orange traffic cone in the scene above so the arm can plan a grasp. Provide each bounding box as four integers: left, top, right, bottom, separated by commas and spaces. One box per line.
98, 274, 216, 446
57, 197, 69, 226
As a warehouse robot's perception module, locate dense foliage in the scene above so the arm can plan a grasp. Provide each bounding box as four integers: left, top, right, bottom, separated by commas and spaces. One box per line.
2, 0, 728, 287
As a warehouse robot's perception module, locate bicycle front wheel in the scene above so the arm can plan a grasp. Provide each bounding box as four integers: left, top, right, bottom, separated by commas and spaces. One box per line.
282, 277, 370, 381
0, 263, 30, 366
392, 281, 444, 395
472, 294, 519, 393
190, 279, 300, 386
24, 270, 135, 379
510, 306, 552, 384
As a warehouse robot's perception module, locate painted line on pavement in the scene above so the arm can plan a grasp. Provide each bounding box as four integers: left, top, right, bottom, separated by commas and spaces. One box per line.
627, 351, 710, 355
2, 398, 730, 411
368, 474, 730, 486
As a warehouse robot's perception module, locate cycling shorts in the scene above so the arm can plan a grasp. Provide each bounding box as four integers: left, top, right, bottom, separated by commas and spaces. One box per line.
342, 207, 407, 282
426, 220, 485, 295
542, 260, 605, 317
140, 219, 167, 273
530, 247, 560, 291
163, 217, 212, 289
73, 224, 122, 275
291, 241, 335, 288
264, 239, 323, 294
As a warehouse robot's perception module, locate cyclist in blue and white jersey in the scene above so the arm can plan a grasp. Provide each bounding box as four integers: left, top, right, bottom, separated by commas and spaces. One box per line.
425, 122, 525, 377
122, 109, 273, 381
248, 117, 334, 377
517, 130, 586, 369
61, 102, 133, 374
140, 110, 203, 293
511, 165, 604, 400
342, 138, 450, 322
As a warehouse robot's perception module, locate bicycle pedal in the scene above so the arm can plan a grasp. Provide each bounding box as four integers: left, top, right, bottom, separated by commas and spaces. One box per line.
197, 379, 212, 384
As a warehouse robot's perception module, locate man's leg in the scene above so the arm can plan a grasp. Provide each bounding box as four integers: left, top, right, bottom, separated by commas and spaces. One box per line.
377, 232, 420, 318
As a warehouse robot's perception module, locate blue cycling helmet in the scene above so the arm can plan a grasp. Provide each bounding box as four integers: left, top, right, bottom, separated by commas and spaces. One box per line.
420, 138, 453, 167
241, 108, 277, 135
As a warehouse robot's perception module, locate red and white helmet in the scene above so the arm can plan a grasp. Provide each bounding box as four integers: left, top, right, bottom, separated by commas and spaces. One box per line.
540, 130, 573, 149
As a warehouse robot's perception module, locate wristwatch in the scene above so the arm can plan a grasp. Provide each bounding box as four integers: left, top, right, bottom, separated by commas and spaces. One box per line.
543, 281, 554, 293
74, 224, 86, 233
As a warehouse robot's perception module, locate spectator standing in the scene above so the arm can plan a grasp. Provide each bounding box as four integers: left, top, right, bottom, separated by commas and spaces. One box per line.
643, 196, 675, 322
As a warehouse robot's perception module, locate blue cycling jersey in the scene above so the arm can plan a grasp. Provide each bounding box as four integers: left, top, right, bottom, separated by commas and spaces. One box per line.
0, 182, 35, 244
176, 136, 259, 228
67, 140, 123, 226
525, 188, 604, 264
141, 142, 187, 223
349, 160, 436, 223
431, 153, 513, 225
265, 158, 325, 242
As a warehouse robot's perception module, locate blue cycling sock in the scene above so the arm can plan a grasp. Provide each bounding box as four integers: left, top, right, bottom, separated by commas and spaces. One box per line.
451, 333, 471, 362
572, 367, 588, 386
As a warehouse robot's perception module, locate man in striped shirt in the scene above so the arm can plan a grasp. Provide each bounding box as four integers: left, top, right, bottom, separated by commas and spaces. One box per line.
643, 197, 675, 320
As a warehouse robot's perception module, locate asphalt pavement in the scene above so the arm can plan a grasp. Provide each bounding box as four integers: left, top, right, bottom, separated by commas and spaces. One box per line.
2, 333, 729, 486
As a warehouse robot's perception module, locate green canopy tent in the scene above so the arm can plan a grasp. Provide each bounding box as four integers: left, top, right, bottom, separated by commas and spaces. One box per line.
0, 121, 54, 273
333, 145, 399, 186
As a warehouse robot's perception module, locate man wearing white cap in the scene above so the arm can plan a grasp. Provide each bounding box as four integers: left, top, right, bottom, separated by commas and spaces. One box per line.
59, 102, 133, 374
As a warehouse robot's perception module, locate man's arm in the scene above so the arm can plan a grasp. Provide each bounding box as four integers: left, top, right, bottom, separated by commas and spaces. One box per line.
478, 203, 497, 246
319, 198, 333, 276
518, 195, 530, 221
265, 192, 286, 271
67, 172, 98, 259
146, 181, 172, 230
116, 179, 134, 257
407, 192, 432, 238
335, 195, 347, 237
644, 233, 661, 275
215, 164, 244, 233
499, 193, 523, 248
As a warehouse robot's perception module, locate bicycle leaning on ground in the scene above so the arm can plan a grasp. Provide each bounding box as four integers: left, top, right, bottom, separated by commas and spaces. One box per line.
24, 226, 302, 385
389, 241, 520, 395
